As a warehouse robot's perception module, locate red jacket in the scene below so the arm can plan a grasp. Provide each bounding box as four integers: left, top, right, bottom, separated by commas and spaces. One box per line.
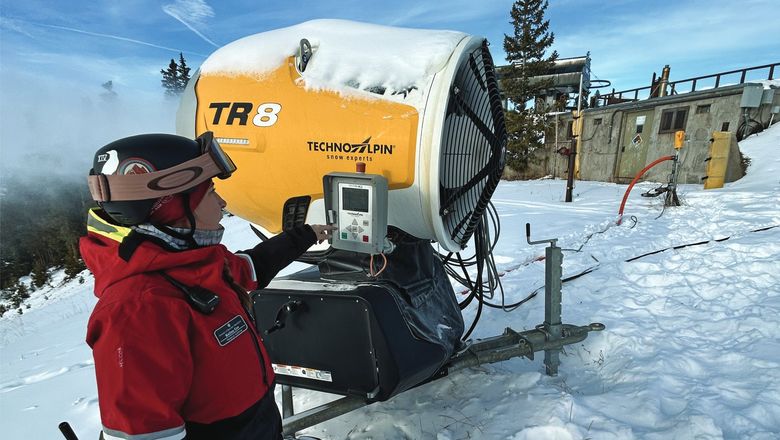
80, 209, 315, 439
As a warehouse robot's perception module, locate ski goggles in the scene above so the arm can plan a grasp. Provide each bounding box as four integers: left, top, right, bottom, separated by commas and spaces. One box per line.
88, 131, 237, 203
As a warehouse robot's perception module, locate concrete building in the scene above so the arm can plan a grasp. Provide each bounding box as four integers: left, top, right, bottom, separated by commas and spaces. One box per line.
530, 64, 780, 185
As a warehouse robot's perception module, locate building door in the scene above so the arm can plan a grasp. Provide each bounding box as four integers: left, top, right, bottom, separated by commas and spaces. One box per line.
617, 110, 654, 179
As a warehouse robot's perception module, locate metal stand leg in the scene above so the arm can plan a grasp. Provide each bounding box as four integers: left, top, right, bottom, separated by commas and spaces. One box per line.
526, 223, 565, 377
543, 244, 563, 376
282, 384, 294, 418
665, 154, 681, 207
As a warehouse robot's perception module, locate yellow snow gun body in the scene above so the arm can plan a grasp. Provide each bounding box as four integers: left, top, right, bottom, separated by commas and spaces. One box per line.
177, 20, 506, 252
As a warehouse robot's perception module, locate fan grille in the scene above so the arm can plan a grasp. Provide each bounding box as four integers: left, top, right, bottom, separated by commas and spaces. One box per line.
439, 40, 507, 248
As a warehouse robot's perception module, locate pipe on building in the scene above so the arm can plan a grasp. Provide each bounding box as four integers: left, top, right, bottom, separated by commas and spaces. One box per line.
659, 65, 671, 97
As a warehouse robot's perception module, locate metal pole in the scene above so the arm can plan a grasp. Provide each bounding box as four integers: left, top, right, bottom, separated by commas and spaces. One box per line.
665, 154, 681, 207
565, 71, 585, 202
665, 130, 684, 207
543, 244, 563, 376
554, 113, 559, 178
281, 384, 294, 418
575, 67, 584, 179
659, 65, 670, 97
283, 396, 368, 437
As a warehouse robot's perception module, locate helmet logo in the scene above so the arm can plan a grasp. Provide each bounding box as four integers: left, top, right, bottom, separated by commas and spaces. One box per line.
118, 158, 156, 175
98, 150, 120, 174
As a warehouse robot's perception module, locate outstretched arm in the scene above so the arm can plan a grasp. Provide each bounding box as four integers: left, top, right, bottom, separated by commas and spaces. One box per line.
238, 224, 333, 289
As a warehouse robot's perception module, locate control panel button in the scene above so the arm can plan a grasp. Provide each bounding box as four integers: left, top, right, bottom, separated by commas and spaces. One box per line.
362, 235, 369, 242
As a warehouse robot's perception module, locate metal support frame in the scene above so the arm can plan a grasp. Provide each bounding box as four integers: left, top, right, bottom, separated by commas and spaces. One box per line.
665, 130, 684, 207
280, 224, 604, 437
543, 243, 563, 375
665, 153, 682, 207
565, 71, 585, 203
281, 323, 604, 436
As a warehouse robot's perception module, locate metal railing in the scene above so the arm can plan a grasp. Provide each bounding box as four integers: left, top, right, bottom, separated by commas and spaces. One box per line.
596, 62, 778, 107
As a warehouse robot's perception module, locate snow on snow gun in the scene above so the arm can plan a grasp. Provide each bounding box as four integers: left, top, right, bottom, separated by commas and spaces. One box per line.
617, 130, 685, 225
175, 21, 504, 253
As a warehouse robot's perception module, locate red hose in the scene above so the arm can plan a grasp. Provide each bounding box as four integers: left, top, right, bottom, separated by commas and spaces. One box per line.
617, 155, 674, 225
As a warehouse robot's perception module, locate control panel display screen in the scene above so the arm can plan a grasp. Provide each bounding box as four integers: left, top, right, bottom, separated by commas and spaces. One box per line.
342, 187, 369, 213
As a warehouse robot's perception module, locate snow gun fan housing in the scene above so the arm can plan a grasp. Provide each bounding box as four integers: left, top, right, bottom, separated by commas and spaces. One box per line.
176, 19, 506, 252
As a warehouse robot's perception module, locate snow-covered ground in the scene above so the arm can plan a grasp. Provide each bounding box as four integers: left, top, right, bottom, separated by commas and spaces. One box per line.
2, 123, 779, 439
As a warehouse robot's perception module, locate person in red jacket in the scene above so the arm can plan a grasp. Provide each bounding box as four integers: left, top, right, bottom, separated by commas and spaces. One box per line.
80, 132, 332, 440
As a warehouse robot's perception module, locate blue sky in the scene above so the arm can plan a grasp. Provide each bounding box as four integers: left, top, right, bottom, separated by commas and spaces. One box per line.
1, 0, 778, 98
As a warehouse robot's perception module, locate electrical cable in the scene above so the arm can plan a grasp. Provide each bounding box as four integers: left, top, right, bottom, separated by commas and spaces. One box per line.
483, 224, 779, 313
655, 202, 668, 220
368, 253, 388, 277
480, 263, 601, 311
625, 224, 779, 262
450, 201, 630, 334
436, 201, 505, 340
560, 221, 616, 253
471, 218, 774, 330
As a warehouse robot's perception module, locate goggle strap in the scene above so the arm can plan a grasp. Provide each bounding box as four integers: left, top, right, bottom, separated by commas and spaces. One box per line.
88, 154, 222, 202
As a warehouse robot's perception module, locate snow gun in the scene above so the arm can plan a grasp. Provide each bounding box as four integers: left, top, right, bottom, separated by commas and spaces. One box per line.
176, 19, 604, 437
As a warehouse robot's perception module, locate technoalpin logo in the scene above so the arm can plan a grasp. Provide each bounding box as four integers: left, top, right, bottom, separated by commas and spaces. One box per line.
307, 137, 395, 155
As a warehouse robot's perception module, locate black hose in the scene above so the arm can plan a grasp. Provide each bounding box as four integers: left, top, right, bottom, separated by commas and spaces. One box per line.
59, 422, 79, 440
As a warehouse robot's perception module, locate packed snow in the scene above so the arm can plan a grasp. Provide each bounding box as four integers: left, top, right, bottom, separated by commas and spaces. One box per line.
2, 123, 779, 439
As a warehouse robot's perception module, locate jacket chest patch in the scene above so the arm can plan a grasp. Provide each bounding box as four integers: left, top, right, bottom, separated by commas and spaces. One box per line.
214, 315, 248, 347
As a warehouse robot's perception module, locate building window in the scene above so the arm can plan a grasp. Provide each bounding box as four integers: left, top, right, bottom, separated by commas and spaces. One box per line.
721, 122, 730, 131
696, 104, 711, 114
593, 118, 602, 126
659, 107, 688, 133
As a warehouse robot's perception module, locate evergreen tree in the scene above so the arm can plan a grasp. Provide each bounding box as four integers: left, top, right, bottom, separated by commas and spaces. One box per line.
31, 259, 48, 288
63, 248, 84, 280
10, 282, 29, 308
161, 58, 180, 97
176, 53, 191, 92
501, 0, 559, 172
161, 53, 191, 97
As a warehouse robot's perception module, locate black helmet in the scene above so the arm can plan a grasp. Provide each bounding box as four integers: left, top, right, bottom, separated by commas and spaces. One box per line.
88, 132, 236, 226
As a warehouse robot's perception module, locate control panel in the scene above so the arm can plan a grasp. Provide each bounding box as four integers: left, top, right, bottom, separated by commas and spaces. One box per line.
323, 171, 388, 254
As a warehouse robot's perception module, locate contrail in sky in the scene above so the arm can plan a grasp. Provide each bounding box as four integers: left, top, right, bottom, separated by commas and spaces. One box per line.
162, 0, 219, 48
27, 21, 208, 57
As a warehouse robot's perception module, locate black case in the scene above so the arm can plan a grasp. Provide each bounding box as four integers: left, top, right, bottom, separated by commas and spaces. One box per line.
253, 232, 464, 402
253, 270, 446, 401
